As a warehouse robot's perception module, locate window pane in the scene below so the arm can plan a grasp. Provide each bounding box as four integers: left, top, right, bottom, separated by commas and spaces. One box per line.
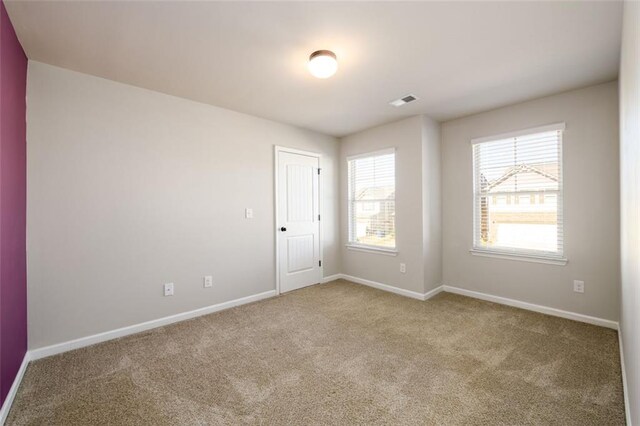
351, 200, 396, 247
477, 192, 558, 252
473, 128, 563, 256
348, 151, 396, 249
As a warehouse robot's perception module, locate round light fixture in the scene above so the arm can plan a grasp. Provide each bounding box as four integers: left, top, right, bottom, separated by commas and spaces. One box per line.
308, 50, 338, 79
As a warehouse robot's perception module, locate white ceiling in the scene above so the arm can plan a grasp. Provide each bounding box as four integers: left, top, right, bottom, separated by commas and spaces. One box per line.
6, 1, 623, 137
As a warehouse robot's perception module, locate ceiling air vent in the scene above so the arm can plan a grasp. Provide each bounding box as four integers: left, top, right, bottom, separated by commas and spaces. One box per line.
389, 94, 419, 107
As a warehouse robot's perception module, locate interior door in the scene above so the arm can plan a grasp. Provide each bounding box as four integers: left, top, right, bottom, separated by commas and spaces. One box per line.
277, 150, 322, 293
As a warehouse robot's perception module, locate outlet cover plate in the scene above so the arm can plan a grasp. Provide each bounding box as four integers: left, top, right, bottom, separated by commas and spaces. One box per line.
164, 282, 174, 296
204, 275, 213, 288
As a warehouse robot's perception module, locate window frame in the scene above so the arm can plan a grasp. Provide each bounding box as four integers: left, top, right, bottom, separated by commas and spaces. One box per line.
346, 148, 398, 255
470, 123, 567, 266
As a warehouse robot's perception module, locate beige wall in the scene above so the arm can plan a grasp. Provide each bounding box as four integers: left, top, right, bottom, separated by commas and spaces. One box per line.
340, 117, 424, 293
442, 82, 620, 321
339, 115, 441, 294
422, 116, 442, 292
619, 1, 639, 423
26, 62, 340, 349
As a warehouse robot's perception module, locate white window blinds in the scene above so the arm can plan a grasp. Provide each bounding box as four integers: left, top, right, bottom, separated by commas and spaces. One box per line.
348, 149, 396, 249
472, 123, 564, 258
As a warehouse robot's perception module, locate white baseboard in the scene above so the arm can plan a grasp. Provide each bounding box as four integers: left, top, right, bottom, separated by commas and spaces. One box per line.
442, 285, 619, 330
338, 275, 617, 330
29, 289, 277, 361
340, 274, 425, 300
0, 352, 30, 425
618, 327, 632, 426
321, 274, 342, 283
338, 274, 442, 301
424, 285, 444, 300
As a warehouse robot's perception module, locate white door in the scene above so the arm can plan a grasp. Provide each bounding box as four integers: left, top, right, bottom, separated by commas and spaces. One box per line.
277, 149, 322, 293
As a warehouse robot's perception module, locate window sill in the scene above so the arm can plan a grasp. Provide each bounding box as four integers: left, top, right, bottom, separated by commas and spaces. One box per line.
469, 248, 567, 266
346, 244, 398, 256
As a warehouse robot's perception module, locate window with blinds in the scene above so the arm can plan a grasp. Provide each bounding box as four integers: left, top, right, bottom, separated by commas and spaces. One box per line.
472, 123, 564, 259
348, 149, 396, 250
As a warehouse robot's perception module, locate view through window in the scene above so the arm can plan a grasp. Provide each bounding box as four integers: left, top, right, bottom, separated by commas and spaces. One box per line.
348, 150, 396, 249
473, 125, 564, 257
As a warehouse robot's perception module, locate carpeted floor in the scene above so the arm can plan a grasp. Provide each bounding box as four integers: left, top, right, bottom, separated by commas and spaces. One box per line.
7, 280, 625, 425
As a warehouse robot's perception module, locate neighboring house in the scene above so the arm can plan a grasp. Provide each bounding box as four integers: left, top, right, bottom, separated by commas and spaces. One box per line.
354, 186, 395, 243
479, 163, 559, 247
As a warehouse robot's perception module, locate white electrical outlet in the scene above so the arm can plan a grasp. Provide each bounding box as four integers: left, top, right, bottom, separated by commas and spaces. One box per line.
245, 208, 253, 219
573, 280, 585, 293
400, 263, 406, 274
164, 282, 174, 296
204, 275, 213, 288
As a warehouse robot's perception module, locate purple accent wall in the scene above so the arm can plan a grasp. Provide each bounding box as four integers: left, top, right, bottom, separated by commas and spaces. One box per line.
0, 0, 27, 406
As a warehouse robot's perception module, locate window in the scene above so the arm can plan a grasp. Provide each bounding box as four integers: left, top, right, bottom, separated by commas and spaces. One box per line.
347, 149, 396, 251
362, 202, 376, 211
472, 123, 565, 262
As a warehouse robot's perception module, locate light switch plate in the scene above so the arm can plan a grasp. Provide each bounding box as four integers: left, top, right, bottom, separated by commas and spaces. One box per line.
245, 208, 253, 219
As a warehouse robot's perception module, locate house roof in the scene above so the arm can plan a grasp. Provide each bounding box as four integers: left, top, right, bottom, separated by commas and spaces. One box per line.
484, 163, 559, 193
355, 186, 395, 201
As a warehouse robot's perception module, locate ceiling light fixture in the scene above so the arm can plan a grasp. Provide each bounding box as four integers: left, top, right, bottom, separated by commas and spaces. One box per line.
308, 50, 338, 79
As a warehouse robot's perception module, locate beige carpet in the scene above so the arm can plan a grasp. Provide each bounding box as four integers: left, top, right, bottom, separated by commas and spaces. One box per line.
7, 280, 625, 425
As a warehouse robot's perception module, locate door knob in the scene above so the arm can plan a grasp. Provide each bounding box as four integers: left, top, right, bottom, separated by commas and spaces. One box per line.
280, 227, 287, 232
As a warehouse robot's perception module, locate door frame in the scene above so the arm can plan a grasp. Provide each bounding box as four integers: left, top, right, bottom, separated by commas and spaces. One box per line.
274, 145, 323, 295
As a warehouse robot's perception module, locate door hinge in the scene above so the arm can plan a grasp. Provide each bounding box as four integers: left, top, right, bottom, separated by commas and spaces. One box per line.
318, 214, 321, 221
319, 260, 322, 267
317, 168, 321, 175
